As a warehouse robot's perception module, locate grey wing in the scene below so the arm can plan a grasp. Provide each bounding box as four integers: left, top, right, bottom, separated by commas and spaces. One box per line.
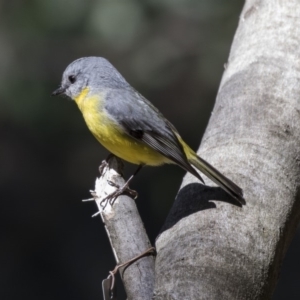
104, 88, 203, 181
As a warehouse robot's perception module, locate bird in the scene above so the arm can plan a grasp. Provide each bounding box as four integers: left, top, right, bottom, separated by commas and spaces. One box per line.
52, 56, 244, 205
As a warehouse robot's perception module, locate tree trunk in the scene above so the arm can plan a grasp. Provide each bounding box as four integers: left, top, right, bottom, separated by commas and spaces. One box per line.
154, 1, 300, 299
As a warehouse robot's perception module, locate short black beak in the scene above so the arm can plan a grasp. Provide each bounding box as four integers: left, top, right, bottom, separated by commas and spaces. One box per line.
52, 86, 66, 96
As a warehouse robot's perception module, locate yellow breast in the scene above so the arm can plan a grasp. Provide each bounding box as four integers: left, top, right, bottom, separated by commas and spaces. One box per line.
74, 88, 169, 166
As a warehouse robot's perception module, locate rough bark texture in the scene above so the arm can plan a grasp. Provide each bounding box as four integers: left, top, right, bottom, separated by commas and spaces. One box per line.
154, 1, 300, 299
94, 156, 155, 300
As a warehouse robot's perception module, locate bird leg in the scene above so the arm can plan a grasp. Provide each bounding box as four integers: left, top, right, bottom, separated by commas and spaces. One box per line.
100, 164, 143, 207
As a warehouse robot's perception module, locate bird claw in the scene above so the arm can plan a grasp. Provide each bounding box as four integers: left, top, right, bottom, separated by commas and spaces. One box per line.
107, 180, 138, 199
99, 180, 138, 208
126, 188, 138, 199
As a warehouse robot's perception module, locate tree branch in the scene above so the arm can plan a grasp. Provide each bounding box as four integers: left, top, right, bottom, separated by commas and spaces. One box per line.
93, 156, 155, 300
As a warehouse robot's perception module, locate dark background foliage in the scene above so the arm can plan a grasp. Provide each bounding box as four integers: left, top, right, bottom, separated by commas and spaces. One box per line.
0, 1, 299, 299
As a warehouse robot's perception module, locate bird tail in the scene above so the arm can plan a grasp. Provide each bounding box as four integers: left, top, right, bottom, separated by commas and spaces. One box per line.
188, 153, 245, 205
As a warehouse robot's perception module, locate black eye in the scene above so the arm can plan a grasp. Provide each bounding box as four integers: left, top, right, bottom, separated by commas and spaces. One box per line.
68, 75, 76, 84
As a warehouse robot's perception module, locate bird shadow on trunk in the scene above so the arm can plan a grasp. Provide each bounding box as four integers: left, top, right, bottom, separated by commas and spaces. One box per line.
159, 183, 244, 234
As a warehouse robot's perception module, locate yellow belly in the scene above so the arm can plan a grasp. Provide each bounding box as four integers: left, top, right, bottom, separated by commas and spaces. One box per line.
75, 91, 169, 166
96, 128, 168, 166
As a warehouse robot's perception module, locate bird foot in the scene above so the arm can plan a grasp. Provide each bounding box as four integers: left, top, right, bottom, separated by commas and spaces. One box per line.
100, 180, 138, 209
107, 180, 138, 199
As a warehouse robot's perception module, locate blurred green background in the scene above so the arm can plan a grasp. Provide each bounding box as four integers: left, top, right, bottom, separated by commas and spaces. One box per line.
1, 0, 299, 299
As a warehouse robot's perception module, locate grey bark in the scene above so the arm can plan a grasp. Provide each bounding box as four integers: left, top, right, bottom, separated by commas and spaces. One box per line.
154, 1, 300, 299
93, 156, 155, 300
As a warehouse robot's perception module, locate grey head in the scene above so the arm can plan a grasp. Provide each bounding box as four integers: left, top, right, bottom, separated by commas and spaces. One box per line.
52, 57, 130, 99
